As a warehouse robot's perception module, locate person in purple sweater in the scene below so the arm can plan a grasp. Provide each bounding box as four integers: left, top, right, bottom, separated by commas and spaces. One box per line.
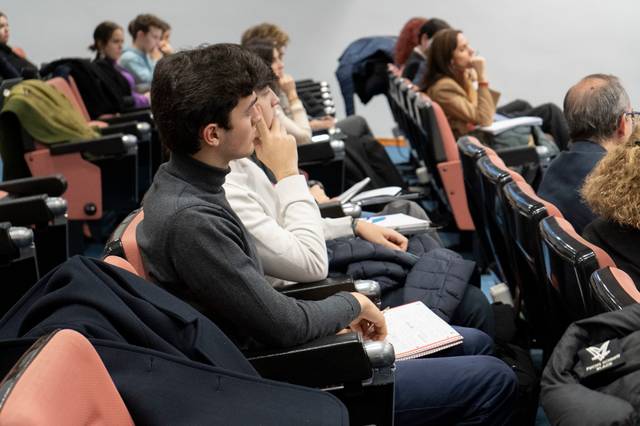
90, 21, 150, 109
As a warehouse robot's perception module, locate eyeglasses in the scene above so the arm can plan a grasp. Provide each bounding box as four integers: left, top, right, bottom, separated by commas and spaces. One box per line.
623, 111, 640, 122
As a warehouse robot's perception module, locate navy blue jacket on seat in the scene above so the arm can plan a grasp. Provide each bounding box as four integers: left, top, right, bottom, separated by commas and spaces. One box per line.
537, 140, 606, 233
0, 256, 348, 425
335, 36, 396, 116
327, 234, 476, 322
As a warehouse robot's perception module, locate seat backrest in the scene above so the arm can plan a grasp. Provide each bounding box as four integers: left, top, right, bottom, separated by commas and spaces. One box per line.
0, 329, 134, 425
45, 77, 86, 119
501, 179, 563, 350
67, 75, 92, 122
475, 154, 520, 285
539, 215, 616, 322
590, 267, 640, 313
457, 136, 487, 222
104, 208, 148, 279
457, 136, 487, 183
503, 179, 562, 269
430, 101, 459, 163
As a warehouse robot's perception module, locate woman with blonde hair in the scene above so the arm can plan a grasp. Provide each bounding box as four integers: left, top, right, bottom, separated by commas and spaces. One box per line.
582, 126, 640, 285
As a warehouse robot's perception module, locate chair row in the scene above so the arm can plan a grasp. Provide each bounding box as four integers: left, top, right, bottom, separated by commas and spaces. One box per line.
295, 79, 337, 118
386, 66, 544, 235
0, 76, 156, 251
457, 136, 640, 357
0, 175, 69, 316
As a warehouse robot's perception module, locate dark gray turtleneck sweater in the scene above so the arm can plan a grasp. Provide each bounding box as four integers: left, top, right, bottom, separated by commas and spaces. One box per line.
137, 153, 360, 350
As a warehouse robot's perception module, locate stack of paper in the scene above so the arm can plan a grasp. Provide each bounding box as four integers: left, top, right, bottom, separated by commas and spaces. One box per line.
351, 186, 402, 202
364, 213, 431, 234
384, 301, 463, 360
480, 116, 543, 135
336, 177, 371, 203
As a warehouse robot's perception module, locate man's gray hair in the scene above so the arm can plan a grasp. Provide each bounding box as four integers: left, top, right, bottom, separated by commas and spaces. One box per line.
563, 74, 630, 142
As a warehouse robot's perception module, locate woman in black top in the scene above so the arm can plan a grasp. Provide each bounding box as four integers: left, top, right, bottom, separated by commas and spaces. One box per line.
582, 134, 640, 286
0, 11, 38, 79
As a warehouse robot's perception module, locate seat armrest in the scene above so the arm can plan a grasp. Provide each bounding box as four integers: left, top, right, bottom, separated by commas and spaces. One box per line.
318, 200, 346, 218
298, 141, 335, 163
354, 280, 382, 307
246, 332, 374, 387
100, 110, 153, 126
0, 195, 65, 225
0, 175, 67, 197
99, 121, 151, 140
356, 192, 422, 209
0, 223, 33, 260
280, 276, 357, 300
495, 146, 538, 167
49, 134, 137, 156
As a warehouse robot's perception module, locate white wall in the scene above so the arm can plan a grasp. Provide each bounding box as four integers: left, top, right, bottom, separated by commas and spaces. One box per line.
5, 0, 640, 136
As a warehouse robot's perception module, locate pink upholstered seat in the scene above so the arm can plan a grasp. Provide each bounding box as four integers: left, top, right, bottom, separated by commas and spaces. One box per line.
0, 329, 134, 425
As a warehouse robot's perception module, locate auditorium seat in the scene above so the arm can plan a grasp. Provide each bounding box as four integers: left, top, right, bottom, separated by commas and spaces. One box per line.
538, 215, 616, 343
0, 329, 133, 424
590, 267, 640, 313
0, 175, 68, 275
0, 221, 37, 316
46, 76, 154, 194
0, 329, 134, 425
474, 152, 526, 289
501, 178, 563, 356
295, 79, 336, 118
0, 79, 140, 250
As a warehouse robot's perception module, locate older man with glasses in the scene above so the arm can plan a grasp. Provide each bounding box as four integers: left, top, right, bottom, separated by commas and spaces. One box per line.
537, 73, 635, 233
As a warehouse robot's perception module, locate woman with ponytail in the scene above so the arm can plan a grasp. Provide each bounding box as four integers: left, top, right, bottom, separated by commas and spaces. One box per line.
90, 21, 149, 108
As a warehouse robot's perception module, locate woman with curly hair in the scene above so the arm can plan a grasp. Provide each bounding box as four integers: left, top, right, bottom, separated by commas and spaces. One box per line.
241, 22, 289, 54
582, 125, 640, 285
394, 17, 427, 69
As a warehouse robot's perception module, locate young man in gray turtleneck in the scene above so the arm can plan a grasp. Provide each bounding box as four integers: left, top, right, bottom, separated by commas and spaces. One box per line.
138, 43, 516, 425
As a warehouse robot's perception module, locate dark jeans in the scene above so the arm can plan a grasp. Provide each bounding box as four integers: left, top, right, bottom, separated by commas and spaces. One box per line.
450, 284, 495, 338
498, 100, 570, 151
395, 326, 517, 425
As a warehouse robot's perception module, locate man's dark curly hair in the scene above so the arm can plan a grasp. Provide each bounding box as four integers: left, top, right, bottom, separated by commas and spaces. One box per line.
151, 43, 268, 155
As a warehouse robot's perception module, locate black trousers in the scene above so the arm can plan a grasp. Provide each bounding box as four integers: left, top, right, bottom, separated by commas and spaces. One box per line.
498, 99, 570, 151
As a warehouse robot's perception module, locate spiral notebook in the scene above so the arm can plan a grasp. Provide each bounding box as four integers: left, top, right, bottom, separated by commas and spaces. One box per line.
384, 301, 463, 360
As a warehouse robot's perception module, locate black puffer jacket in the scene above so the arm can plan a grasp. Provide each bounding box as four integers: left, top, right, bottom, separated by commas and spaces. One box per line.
541, 304, 640, 425
327, 234, 476, 323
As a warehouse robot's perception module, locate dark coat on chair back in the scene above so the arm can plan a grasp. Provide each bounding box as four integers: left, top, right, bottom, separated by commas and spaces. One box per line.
0, 256, 348, 425
335, 36, 396, 115
40, 58, 132, 119
537, 140, 606, 233
541, 304, 640, 426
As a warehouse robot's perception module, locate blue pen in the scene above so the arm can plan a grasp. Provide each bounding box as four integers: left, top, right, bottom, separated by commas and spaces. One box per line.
370, 216, 385, 224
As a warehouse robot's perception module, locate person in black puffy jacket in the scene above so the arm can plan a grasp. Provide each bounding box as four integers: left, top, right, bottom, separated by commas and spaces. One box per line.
541, 304, 640, 425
